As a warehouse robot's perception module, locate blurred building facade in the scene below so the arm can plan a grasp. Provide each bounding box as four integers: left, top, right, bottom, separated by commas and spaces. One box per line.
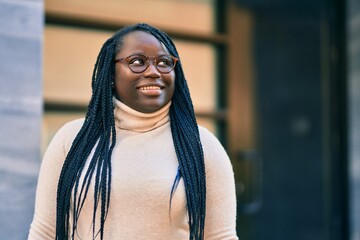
0, 0, 43, 239
0, 0, 359, 239
348, 0, 360, 238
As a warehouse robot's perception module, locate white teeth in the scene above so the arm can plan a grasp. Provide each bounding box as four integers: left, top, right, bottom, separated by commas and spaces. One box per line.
139, 86, 161, 90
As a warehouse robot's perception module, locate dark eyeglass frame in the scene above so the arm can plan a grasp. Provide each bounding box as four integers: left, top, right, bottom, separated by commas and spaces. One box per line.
114, 54, 179, 74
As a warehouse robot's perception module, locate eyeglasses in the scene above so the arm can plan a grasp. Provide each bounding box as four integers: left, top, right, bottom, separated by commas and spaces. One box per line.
115, 54, 178, 74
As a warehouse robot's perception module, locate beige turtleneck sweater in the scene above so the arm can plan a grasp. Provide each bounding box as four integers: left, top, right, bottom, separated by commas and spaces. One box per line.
28, 99, 238, 240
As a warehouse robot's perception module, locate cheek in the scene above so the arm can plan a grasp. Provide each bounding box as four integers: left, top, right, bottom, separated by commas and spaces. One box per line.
169, 72, 175, 86
114, 83, 124, 101
114, 68, 130, 99
115, 66, 134, 87
168, 73, 176, 96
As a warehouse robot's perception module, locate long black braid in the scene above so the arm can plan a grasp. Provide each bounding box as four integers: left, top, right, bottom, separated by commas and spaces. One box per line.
55, 23, 206, 240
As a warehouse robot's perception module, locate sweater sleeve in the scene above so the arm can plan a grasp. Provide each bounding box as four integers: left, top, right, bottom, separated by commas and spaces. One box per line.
28, 119, 83, 240
199, 126, 239, 240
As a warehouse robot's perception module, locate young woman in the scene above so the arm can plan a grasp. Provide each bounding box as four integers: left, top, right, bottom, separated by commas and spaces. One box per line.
29, 23, 238, 240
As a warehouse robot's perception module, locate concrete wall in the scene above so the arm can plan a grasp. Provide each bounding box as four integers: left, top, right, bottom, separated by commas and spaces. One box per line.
348, 0, 360, 239
0, 0, 43, 239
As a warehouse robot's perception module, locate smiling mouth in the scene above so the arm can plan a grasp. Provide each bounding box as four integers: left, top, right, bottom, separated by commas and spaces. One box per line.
137, 86, 165, 90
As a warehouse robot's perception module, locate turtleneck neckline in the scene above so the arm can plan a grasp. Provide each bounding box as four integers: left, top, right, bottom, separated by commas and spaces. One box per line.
113, 97, 171, 133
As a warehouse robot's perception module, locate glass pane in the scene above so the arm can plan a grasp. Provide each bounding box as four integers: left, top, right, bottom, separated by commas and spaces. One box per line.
46, 0, 215, 34
174, 40, 217, 112
44, 25, 113, 104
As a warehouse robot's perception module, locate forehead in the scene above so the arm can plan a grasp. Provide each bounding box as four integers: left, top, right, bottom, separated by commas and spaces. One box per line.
119, 31, 169, 55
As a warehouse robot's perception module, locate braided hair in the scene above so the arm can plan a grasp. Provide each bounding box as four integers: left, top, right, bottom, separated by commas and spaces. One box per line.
55, 23, 206, 240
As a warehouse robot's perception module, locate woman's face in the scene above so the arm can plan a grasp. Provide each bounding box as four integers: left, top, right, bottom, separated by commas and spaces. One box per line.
114, 31, 176, 113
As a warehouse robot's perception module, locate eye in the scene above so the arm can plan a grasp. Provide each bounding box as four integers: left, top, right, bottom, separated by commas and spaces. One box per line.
157, 56, 173, 67
128, 56, 146, 66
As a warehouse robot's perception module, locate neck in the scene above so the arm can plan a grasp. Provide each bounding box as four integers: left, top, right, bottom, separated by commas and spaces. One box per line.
113, 98, 171, 132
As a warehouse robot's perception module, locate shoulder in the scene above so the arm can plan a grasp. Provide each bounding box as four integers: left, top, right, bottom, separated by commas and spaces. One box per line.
58, 118, 85, 134
198, 126, 226, 156
48, 118, 85, 152
198, 126, 236, 190
40, 118, 85, 177
198, 126, 232, 172
54, 118, 84, 139
198, 126, 221, 147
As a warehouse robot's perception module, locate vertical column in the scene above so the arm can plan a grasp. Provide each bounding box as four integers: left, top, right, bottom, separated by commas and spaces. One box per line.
348, 0, 360, 239
0, 0, 43, 239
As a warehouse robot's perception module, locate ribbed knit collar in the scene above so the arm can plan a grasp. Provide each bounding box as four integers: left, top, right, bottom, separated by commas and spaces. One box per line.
113, 97, 171, 133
